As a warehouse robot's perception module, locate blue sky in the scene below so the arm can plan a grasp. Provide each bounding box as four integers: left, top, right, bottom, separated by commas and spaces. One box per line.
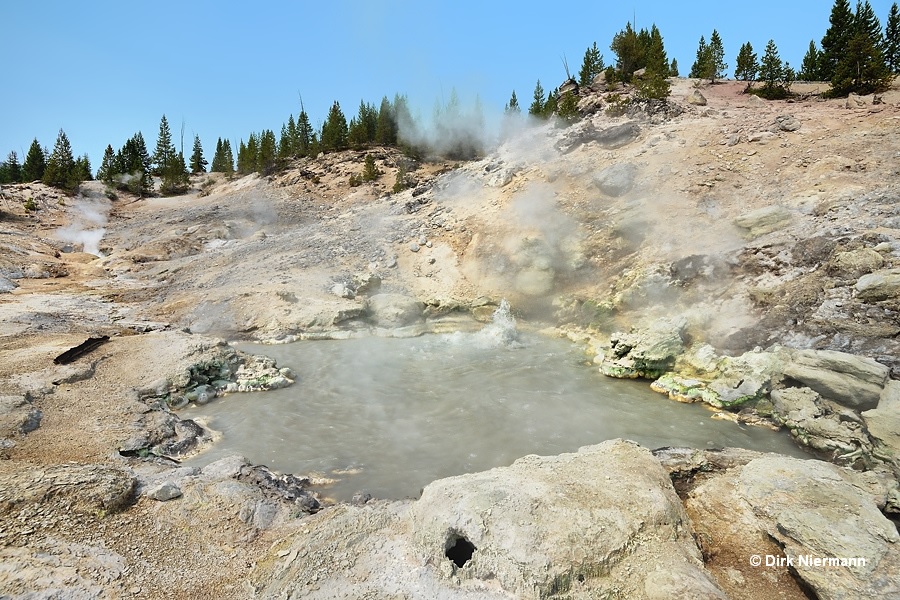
1, 0, 895, 169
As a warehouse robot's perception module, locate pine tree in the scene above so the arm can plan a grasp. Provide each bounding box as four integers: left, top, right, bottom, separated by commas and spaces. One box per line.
222, 140, 234, 174
886, 2, 900, 73
22, 139, 46, 182
670, 58, 679, 77
153, 115, 174, 176
610, 23, 643, 81
821, 0, 856, 82
528, 80, 545, 116
830, 0, 891, 95
115, 132, 152, 196
758, 39, 789, 98
734, 42, 759, 81
98, 144, 117, 183
504, 90, 520, 114
321, 101, 348, 151
296, 105, 313, 156
708, 30, 728, 81
542, 88, 559, 119
74, 154, 92, 182
578, 41, 605, 87
362, 154, 380, 182
285, 114, 298, 157
2, 151, 22, 184
211, 138, 224, 172
43, 129, 76, 191
190, 135, 207, 174
799, 40, 822, 80
690, 36, 713, 79
375, 96, 397, 145
644, 25, 669, 75
257, 129, 277, 174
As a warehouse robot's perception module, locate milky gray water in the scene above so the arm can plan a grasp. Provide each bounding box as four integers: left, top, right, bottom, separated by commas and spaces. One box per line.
183, 315, 807, 501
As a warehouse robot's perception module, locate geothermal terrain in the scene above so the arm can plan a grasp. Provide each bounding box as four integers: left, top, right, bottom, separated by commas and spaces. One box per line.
2, 78, 900, 598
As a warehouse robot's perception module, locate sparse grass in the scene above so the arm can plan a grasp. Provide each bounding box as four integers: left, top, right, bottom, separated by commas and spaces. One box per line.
23, 197, 37, 212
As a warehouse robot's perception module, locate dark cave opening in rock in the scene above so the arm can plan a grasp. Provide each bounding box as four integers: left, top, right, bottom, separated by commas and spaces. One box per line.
445, 533, 476, 568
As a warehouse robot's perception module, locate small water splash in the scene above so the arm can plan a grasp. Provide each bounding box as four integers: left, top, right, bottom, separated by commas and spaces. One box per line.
472, 299, 523, 349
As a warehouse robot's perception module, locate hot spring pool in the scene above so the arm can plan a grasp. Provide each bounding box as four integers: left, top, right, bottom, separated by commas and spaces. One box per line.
183, 316, 807, 500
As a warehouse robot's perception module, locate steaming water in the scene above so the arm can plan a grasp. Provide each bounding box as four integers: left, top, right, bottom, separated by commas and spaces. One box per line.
183, 308, 807, 500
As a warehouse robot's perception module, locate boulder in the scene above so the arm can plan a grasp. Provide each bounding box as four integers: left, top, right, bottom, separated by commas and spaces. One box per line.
686, 90, 707, 106
366, 293, 424, 328
685, 454, 900, 600
599, 317, 686, 379
782, 349, 889, 410
828, 248, 884, 278
250, 440, 726, 599
594, 122, 642, 149
846, 93, 867, 108
593, 163, 638, 197
862, 381, 900, 472
773, 114, 801, 132
856, 269, 900, 302
771, 386, 875, 465
733, 205, 792, 238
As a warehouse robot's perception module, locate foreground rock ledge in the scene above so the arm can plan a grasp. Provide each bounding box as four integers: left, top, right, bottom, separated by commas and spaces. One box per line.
250, 440, 725, 599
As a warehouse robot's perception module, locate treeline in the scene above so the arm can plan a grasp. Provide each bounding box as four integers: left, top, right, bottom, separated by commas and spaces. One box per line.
695, 0, 898, 98
232, 94, 421, 177
0, 132, 92, 191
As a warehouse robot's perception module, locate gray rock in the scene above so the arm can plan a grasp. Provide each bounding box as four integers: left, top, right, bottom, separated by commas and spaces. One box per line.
686, 90, 707, 105
686, 454, 900, 600
782, 348, 889, 410
593, 163, 638, 197
733, 205, 792, 238
367, 293, 424, 328
856, 269, 900, 302
862, 381, 900, 471
774, 115, 801, 131
408, 242, 420, 253
250, 440, 725, 599
594, 122, 641, 148
0, 275, 17, 293
739, 457, 900, 598
771, 386, 875, 465
147, 482, 183, 501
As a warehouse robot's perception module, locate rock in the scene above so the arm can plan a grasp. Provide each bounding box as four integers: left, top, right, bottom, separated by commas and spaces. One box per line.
251, 440, 725, 599
652, 347, 783, 410
685, 454, 900, 600
366, 293, 424, 328
856, 269, 900, 302
828, 248, 884, 278
147, 482, 183, 501
0, 464, 135, 517
593, 163, 637, 197
594, 122, 641, 148
558, 122, 642, 153
0, 275, 17, 293
746, 94, 767, 107
782, 348, 889, 410
771, 386, 875, 465
847, 93, 867, 108
408, 242, 420, 253
733, 205, 792, 238
862, 381, 900, 472
773, 114, 801, 132
600, 317, 686, 379
686, 90, 707, 106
